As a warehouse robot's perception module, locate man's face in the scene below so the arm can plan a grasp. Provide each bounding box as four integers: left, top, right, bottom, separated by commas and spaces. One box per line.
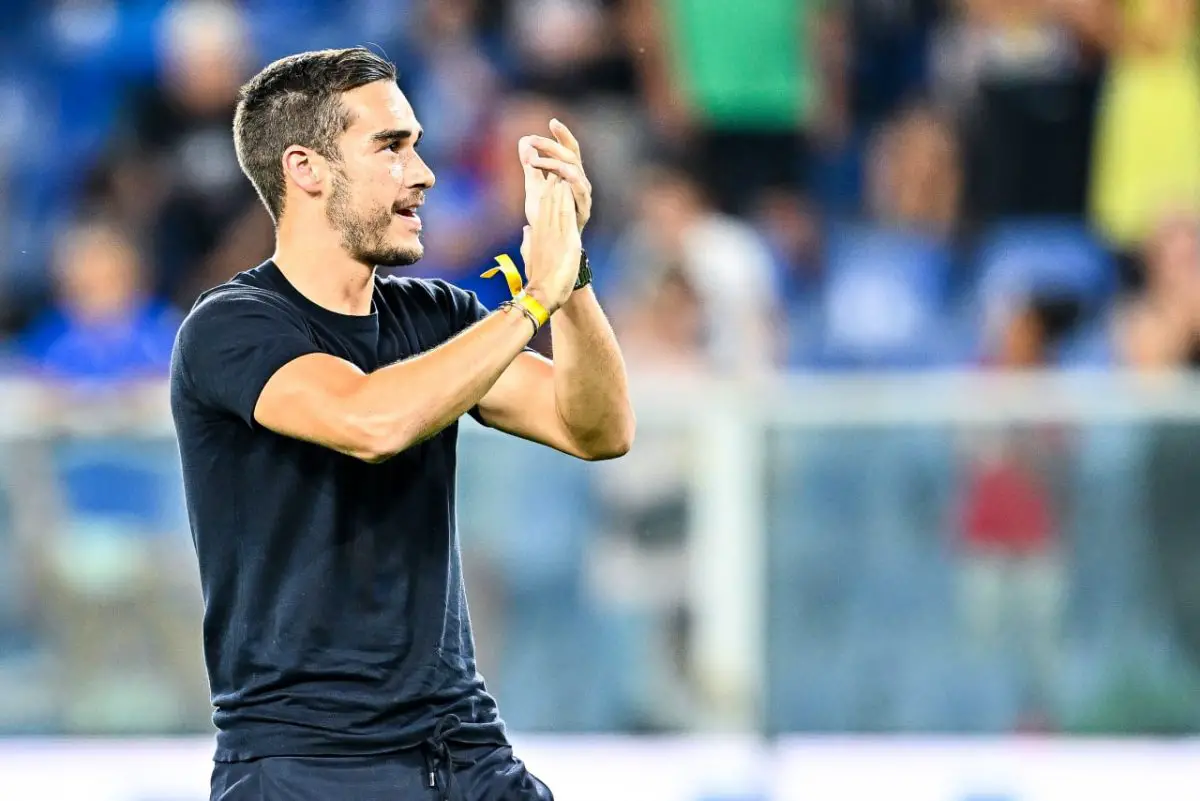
326, 81, 434, 267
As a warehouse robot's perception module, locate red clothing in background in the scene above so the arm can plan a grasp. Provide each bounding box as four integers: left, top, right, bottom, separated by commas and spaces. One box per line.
961, 459, 1055, 552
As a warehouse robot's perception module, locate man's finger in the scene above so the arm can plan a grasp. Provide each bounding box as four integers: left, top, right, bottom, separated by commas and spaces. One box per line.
549, 176, 573, 232
546, 175, 563, 219
528, 135, 579, 166
529, 157, 584, 186
522, 150, 546, 183
537, 175, 558, 226
556, 180, 576, 231
535, 160, 588, 212
549, 118, 582, 160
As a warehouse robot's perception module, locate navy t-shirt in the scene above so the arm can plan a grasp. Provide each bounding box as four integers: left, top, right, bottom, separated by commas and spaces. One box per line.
170, 261, 507, 762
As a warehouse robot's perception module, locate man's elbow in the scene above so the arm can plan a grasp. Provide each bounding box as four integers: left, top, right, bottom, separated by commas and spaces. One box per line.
354, 444, 394, 464
580, 413, 636, 461
342, 412, 414, 464
347, 429, 396, 464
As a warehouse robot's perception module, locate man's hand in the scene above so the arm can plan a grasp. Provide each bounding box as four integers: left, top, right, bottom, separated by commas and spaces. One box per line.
519, 118, 592, 234
523, 176, 583, 315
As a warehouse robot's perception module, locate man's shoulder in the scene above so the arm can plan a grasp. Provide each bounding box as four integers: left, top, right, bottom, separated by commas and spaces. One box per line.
173, 265, 310, 376
185, 265, 296, 325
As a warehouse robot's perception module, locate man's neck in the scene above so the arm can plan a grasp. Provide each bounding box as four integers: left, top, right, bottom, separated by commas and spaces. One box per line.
273, 215, 375, 316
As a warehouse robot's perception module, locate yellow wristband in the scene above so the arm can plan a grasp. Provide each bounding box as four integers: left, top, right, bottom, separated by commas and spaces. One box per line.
480, 254, 551, 328
514, 291, 550, 328
480, 254, 525, 297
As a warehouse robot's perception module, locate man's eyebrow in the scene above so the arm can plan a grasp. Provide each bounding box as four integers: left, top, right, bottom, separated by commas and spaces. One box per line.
370, 128, 424, 145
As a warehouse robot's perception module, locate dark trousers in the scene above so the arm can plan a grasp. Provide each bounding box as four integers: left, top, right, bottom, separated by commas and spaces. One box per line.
211, 741, 553, 801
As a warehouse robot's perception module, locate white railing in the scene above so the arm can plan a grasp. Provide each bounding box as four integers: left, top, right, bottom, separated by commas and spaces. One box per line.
5, 370, 1200, 731
622, 370, 1200, 729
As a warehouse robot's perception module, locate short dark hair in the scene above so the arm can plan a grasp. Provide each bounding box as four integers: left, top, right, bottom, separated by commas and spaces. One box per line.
233, 47, 397, 222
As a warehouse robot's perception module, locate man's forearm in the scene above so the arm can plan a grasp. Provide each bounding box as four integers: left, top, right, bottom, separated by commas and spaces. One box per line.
358, 305, 536, 457
549, 287, 635, 456
250, 303, 538, 465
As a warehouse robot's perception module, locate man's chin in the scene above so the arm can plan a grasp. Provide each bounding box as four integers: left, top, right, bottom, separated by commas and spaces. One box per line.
368, 243, 423, 268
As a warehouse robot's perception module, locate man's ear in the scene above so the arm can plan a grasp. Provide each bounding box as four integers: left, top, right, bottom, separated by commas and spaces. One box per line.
282, 145, 326, 198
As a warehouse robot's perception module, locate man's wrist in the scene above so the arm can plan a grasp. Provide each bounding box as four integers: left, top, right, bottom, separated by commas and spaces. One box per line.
499, 299, 540, 337
514, 290, 550, 327
523, 284, 558, 316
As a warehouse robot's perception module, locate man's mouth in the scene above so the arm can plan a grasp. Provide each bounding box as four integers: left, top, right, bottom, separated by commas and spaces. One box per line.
393, 204, 422, 229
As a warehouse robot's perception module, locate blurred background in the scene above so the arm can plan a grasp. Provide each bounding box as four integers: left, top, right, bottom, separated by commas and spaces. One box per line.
1, 0, 1200, 798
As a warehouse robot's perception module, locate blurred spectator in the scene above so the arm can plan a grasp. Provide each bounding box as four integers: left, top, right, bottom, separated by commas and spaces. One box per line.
1084, 0, 1200, 261
751, 189, 826, 368
593, 268, 706, 730
400, 0, 501, 169
865, 102, 962, 237
628, 0, 843, 216
956, 248, 1076, 725
847, 0, 942, 135
612, 266, 708, 374
19, 217, 179, 386
1121, 215, 1200, 684
802, 103, 962, 369
986, 295, 1090, 368
754, 189, 825, 308
5, 210, 199, 732
24, 419, 205, 734
974, 218, 1117, 368
813, 0, 943, 210
609, 162, 781, 373
956, 430, 1065, 726
501, 0, 637, 102
11, 220, 199, 735
933, 0, 1100, 221
87, 0, 272, 310
1115, 213, 1200, 368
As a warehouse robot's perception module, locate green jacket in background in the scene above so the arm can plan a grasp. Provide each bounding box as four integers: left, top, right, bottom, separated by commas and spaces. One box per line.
664, 0, 815, 129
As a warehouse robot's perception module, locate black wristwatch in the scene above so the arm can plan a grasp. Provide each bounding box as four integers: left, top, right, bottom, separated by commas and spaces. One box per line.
574, 249, 593, 291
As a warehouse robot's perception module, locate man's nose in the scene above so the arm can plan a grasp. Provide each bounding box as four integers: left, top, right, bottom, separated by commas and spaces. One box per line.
410, 152, 435, 190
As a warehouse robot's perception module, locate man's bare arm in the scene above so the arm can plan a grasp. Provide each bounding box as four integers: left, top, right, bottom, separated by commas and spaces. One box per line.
254, 306, 536, 462
253, 175, 583, 463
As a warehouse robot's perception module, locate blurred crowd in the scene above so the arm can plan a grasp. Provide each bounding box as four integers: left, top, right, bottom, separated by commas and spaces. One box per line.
1, 0, 1200, 738
1, 0, 1200, 381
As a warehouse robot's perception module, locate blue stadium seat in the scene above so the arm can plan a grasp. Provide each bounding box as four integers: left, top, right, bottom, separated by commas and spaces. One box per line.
971, 219, 1117, 368
810, 223, 958, 369
974, 218, 1115, 308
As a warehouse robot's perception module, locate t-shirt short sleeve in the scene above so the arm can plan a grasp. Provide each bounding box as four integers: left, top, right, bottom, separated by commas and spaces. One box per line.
175, 287, 321, 427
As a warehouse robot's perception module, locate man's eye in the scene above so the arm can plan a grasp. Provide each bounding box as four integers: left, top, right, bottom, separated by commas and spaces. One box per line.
387, 141, 402, 153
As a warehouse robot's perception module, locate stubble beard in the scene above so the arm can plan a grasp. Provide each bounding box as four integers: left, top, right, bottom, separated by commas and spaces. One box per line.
326, 170, 423, 268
